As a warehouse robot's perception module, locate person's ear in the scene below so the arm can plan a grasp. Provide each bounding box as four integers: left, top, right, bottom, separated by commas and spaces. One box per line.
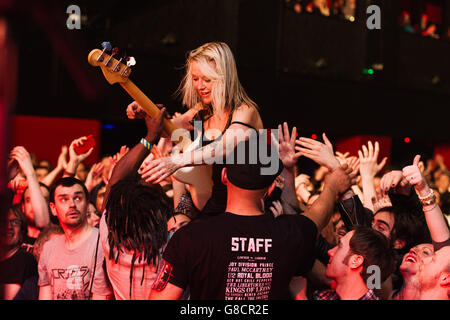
394, 239, 406, 249
349, 254, 364, 270
439, 272, 450, 288
221, 168, 228, 186
49, 202, 58, 217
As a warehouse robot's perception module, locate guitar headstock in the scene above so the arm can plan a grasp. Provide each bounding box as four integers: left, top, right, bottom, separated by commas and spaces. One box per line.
87, 42, 135, 84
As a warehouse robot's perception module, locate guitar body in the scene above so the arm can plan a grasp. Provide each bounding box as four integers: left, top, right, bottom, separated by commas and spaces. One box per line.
172, 131, 213, 210
87, 48, 213, 210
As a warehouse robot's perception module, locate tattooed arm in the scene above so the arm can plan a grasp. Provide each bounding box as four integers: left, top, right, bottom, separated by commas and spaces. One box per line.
139, 104, 263, 184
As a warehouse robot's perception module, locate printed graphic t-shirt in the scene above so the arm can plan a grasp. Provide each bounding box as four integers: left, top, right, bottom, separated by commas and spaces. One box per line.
38, 228, 112, 300
163, 212, 317, 300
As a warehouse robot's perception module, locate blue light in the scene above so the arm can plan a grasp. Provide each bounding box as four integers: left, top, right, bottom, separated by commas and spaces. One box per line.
102, 124, 116, 129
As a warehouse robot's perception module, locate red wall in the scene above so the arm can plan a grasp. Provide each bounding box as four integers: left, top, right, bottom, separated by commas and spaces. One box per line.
336, 135, 392, 172
434, 144, 450, 169
11, 115, 101, 168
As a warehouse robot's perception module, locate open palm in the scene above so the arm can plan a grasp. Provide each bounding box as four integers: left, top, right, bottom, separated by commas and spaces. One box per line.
278, 122, 301, 170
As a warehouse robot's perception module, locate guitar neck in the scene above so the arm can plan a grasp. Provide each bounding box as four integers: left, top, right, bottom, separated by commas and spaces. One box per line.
87, 47, 192, 151
120, 80, 179, 137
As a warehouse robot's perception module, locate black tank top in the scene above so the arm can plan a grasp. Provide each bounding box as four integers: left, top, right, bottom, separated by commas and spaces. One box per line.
198, 112, 257, 217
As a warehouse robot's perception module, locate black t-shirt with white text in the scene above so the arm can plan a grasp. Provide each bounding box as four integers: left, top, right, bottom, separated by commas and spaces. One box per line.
163, 212, 317, 300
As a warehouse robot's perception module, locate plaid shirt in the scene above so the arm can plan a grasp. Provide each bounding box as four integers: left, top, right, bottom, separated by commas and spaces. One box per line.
313, 289, 379, 300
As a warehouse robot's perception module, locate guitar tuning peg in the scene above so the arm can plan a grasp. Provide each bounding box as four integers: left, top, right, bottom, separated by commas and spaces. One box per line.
97, 41, 112, 62
126, 56, 136, 67
105, 47, 119, 67
101, 41, 112, 51
120, 56, 135, 77
113, 57, 123, 72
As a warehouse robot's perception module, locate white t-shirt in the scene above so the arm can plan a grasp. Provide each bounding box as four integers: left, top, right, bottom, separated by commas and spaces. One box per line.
38, 227, 112, 299
99, 214, 159, 300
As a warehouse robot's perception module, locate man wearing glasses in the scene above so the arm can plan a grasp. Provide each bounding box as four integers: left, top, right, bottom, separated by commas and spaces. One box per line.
0, 205, 38, 299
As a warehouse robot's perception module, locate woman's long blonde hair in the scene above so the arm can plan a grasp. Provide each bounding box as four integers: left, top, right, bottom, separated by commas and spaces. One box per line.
177, 42, 257, 116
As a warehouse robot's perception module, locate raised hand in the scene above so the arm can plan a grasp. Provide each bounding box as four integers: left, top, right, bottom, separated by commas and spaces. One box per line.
171, 110, 195, 131
278, 122, 301, 170
404, 155, 449, 244
154, 137, 174, 158
402, 155, 429, 195
269, 200, 283, 218
40, 145, 69, 187
56, 146, 68, 170
138, 153, 183, 184
145, 107, 167, 144
335, 151, 350, 166
372, 188, 393, 213
325, 163, 358, 195
295, 174, 312, 204
7, 157, 20, 182
358, 141, 387, 178
84, 162, 105, 192
69, 136, 94, 163
358, 141, 387, 211
10, 146, 35, 178
126, 101, 147, 119
112, 145, 130, 164
64, 136, 94, 177
347, 156, 360, 177
379, 170, 410, 195
295, 133, 340, 171
274, 175, 285, 190
10, 146, 50, 227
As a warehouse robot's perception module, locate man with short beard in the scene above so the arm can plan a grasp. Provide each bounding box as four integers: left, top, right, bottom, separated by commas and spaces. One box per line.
416, 246, 450, 300
314, 226, 396, 300
394, 244, 450, 300
391, 154, 450, 300
37, 177, 113, 300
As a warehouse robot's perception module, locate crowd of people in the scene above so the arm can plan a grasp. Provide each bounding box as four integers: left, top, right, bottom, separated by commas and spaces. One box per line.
284, 0, 356, 22
284, 0, 450, 41
1, 42, 449, 301
398, 11, 443, 39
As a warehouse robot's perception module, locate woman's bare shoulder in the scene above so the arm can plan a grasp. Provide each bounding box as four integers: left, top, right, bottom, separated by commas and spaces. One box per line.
232, 103, 262, 128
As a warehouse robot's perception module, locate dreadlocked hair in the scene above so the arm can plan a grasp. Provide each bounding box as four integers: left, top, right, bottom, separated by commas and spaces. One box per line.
105, 179, 173, 298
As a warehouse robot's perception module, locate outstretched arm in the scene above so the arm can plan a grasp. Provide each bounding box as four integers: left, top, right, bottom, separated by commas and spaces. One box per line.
295, 133, 341, 171
305, 165, 355, 232
402, 155, 450, 245
295, 133, 356, 231
41, 146, 68, 187
63, 137, 94, 178
139, 104, 261, 184
102, 108, 167, 212
84, 162, 105, 192
10, 146, 50, 228
358, 141, 387, 212
277, 122, 302, 214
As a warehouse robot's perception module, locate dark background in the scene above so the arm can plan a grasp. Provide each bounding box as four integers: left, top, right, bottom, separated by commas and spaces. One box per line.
4, 0, 450, 168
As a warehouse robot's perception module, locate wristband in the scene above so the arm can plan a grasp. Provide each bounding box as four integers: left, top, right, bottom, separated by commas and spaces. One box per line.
417, 189, 436, 206
422, 203, 438, 212
417, 189, 434, 200
140, 138, 152, 150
